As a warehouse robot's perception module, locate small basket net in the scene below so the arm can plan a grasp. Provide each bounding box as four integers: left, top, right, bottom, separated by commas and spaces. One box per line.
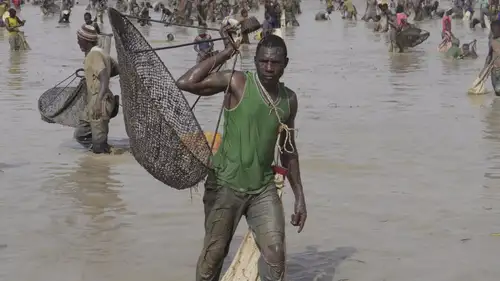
108, 7, 211, 190
397, 27, 430, 48
38, 76, 87, 127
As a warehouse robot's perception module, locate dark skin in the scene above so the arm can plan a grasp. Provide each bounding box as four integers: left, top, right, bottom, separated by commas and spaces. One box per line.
77, 36, 119, 119
177, 27, 307, 232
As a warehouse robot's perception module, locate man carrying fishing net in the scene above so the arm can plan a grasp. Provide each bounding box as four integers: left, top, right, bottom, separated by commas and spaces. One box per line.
177, 26, 307, 281
74, 24, 120, 154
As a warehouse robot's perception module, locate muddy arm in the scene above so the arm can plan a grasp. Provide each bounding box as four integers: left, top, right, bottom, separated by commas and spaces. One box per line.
176, 48, 241, 96
279, 89, 306, 232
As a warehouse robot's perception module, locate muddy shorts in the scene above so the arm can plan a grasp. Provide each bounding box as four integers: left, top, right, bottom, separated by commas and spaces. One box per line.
196, 172, 286, 281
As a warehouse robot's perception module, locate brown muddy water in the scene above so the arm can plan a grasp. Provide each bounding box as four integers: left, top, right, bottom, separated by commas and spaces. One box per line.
1, 2, 500, 281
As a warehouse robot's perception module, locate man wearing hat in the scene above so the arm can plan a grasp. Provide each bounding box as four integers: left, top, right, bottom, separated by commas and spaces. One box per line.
74, 24, 120, 154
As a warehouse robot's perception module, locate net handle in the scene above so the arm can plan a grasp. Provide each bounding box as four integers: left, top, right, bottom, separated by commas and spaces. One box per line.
75, 68, 84, 78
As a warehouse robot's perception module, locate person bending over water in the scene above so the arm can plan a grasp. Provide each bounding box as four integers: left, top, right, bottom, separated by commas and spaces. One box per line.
442, 8, 454, 39
74, 24, 120, 154
315, 9, 331, 20
388, 5, 406, 52
176, 30, 307, 281
445, 37, 462, 58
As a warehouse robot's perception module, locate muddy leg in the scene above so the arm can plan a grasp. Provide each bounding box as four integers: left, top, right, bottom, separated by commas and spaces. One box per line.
246, 185, 286, 281
196, 181, 245, 281
74, 120, 92, 148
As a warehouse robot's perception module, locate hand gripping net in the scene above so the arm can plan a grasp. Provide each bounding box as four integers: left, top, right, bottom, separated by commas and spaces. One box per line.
108, 8, 212, 190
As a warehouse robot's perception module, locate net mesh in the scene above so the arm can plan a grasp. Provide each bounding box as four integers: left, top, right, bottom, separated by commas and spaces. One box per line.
38, 76, 87, 127
398, 27, 430, 48
108, 7, 211, 190
462, 40, 478, 59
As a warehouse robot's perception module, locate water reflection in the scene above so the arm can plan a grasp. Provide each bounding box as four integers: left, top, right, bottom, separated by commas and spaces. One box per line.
8, 51, 27, 91
66, 154, 126, 218
483, 98, 500, 185
388, 52, 422, 73
224, 240, 356, 281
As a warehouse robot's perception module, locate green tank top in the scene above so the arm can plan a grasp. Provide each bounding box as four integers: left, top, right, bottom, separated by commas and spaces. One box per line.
211, 71, 291, 194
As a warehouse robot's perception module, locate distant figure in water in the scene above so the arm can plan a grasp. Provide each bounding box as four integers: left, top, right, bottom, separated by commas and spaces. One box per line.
341, 0, 357, 20
0, 0, 10, 27
396, 4, 408, 28
84, 12, 100, 34
326, 0, 334, 13
441, 8, 453, 39
4, 8, 26, 50
161, 6, 173, 22
315, 10, 331, 20
445, 37, 462, 58
361, 0, 378, 22
194, 24, 215, 63
12, 0, 21, 10
389, 5, 406, 52
138, 2, 152, 26
59, 0, 72, 23
487, 20, 500, 95
238, 9, 251, 44
262, 12, 274, 37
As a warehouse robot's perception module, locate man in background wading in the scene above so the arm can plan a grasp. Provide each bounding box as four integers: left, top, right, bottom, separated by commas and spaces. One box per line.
74, 24, 120, 154
177, 28, 307, 281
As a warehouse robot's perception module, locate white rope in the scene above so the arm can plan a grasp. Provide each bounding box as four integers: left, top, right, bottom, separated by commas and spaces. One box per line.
254, 72, 296, 155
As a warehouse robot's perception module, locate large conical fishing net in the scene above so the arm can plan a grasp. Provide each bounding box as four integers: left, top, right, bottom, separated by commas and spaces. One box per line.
108, 7, 211, 190
38, 73, 87, 127
397, 27, 430, 48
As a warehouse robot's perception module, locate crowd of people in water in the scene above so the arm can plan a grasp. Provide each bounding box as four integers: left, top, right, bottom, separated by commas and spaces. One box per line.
1, 0, 500, 151
3, 0, 500, 150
